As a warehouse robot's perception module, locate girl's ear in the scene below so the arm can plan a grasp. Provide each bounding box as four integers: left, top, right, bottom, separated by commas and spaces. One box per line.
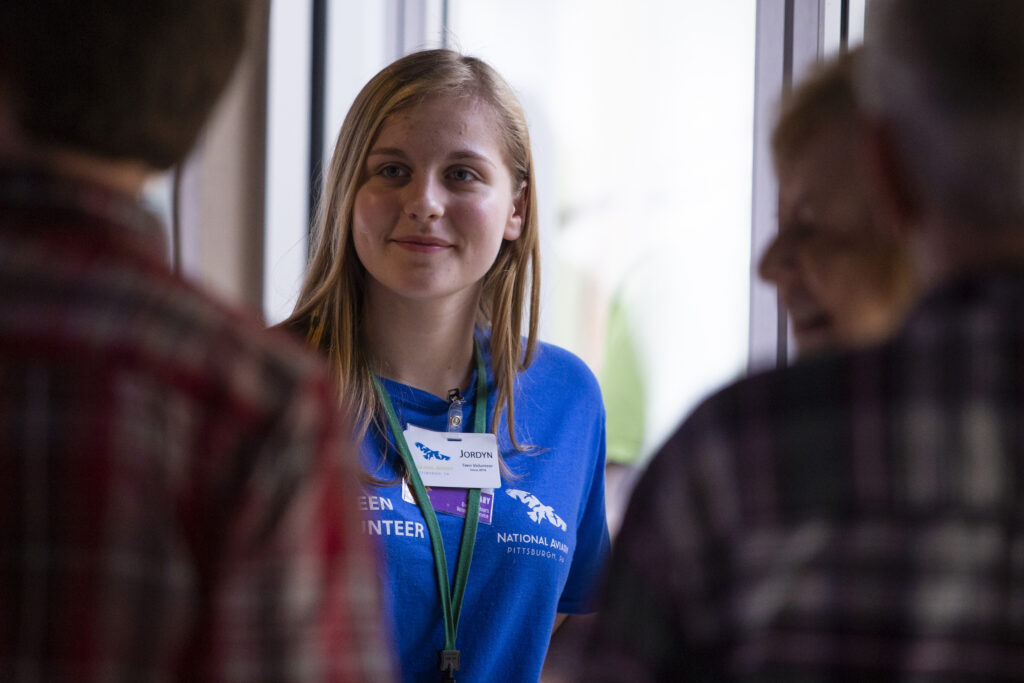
504, 180, 526, 241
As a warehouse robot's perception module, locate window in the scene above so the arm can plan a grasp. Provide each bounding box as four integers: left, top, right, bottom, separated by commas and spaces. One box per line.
448, 1, 756, 462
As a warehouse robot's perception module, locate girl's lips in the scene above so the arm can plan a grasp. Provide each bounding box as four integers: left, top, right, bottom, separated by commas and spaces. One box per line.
391, 237, 452, 253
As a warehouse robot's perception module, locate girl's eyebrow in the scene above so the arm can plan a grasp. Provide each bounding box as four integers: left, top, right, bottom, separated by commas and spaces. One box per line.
366, 147, 496, 169
448, 150, 497, 170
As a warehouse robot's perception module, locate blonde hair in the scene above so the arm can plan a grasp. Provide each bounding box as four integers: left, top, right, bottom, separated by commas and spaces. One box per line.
283, 49, 540, 476
773, 49, 862, 172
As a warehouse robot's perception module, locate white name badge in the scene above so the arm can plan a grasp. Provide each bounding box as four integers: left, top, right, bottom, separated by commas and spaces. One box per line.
402, 424, 502, 489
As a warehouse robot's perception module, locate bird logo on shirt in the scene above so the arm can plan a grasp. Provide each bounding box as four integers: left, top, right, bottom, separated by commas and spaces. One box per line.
506, 489, 567, 531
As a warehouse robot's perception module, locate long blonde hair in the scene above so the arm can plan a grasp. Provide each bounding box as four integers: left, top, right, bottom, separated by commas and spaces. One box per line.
284, 49, 540, 473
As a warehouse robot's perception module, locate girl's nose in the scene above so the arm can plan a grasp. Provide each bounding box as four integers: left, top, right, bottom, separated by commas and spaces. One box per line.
404, 176, 444, 222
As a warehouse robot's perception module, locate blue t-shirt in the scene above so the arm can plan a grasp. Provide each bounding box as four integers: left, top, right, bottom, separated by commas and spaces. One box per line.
358, 335, 610, 682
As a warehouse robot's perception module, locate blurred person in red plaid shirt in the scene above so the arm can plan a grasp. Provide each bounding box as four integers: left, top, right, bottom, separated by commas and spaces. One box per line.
0, 1, 395, 681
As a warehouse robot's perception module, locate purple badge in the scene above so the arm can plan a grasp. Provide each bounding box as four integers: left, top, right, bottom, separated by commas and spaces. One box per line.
428, 487, 494, 524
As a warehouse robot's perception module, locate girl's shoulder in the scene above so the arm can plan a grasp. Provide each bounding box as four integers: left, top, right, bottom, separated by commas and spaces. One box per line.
519, 339, 603, 410
528, 339, 595, 375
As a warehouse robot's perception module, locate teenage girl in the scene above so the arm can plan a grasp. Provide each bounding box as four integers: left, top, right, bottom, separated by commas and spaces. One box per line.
285, 49, 610, 682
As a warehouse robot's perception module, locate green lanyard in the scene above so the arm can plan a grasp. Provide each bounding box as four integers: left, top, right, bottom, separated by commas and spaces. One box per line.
371, 339, 487, 682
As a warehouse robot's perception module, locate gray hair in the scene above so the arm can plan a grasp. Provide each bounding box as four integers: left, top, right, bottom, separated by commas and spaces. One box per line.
858, 0, 1024, 229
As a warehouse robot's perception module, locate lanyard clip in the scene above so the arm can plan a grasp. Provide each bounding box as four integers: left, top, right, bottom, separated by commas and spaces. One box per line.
446, 388, 465, 432
439, 649, 460, 681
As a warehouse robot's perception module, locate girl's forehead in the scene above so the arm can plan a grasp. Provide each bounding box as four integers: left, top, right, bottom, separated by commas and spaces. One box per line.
391, 92, 500, 126
370, 95, 510, 157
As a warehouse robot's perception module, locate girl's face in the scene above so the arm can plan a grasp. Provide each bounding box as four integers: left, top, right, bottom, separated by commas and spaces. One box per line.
352, 95, 524, 309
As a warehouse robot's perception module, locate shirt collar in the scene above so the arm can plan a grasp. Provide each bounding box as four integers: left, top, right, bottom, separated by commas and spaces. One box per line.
0, 164, 167, 258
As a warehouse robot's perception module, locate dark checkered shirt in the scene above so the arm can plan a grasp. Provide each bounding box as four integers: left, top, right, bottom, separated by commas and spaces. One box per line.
585, 270, 1024, 681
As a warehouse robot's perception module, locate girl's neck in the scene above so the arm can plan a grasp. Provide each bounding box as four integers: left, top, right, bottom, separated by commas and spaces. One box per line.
364, 284, 481, 399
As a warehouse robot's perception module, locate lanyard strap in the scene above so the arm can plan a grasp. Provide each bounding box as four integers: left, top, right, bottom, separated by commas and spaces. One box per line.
372, 338, 487, 678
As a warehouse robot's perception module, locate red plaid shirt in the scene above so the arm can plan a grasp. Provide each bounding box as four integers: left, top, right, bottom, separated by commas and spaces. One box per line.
0, 168, 395, 681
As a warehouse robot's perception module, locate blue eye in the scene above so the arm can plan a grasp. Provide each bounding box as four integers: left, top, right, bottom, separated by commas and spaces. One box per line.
379, 164, 405, 178
448, 167, 477, 182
